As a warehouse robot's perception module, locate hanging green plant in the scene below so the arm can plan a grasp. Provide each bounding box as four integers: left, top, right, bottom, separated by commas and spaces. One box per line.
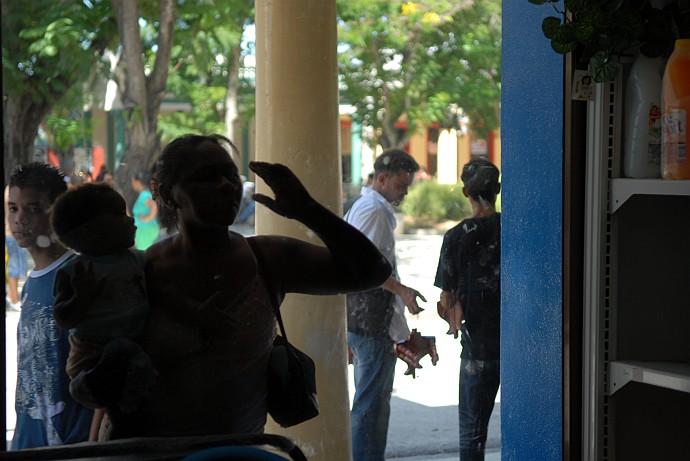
529, 0, 690, 82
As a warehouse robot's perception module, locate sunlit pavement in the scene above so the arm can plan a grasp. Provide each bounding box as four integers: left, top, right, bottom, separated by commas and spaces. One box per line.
380, 232, 500, 460
5, 226, 500, 459
5, 309, 19, 446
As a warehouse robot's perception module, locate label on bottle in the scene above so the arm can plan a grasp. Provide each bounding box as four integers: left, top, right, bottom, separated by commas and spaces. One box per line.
662, 109, 687, 164
648, 103, 662, 166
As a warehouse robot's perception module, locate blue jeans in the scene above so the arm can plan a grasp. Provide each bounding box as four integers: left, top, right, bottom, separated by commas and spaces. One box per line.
459, 358, 500, 461
348, 332, 396, 461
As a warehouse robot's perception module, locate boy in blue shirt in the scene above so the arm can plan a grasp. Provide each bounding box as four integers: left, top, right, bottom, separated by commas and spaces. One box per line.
7, 163, 93, 449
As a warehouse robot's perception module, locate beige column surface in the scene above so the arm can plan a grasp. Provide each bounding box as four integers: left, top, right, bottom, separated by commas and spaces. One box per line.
255, 2, 352, 461
437, 129, 459, 185
458, 132, 472, 179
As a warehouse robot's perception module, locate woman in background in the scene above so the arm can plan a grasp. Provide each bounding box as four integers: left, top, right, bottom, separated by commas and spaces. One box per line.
131, 171, 160, 250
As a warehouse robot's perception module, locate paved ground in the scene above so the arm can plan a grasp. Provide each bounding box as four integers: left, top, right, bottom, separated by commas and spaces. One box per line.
379, 231, 501, 461
5, 225, 501, 460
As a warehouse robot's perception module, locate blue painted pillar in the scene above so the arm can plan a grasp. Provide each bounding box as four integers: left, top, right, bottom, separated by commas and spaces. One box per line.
501, 2, 564, 460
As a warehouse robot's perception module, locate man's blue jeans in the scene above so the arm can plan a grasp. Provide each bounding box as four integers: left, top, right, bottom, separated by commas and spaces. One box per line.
459, 358, 500, 461
348, 332, 396, 461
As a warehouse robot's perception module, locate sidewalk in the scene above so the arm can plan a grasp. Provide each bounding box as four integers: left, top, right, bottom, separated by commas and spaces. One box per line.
386, 395, 500, 461
372, 231, 501, 461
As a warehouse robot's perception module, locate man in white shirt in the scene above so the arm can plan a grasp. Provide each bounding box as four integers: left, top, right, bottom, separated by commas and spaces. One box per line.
345, 148, 426, 461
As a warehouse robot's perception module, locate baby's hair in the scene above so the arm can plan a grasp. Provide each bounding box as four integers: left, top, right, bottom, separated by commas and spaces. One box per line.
9, 162, 67, 205
152, 134, 239, 231
374, 148, 420, 177
51, 183, 124, 249
461, 157, 500, 203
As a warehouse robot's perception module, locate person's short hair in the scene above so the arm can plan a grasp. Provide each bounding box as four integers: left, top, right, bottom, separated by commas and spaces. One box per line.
68, 174, 85, 187
51, 183, 124, 250
9, 162, 67, 204
152, 134, 239, 231
461, 157, 500, 203
374, 148, 419, 177
95, 166, 111, 182
133, 169, 152, 186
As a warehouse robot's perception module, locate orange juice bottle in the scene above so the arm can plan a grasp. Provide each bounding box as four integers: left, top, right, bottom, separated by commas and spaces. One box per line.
661, 39, 690, 179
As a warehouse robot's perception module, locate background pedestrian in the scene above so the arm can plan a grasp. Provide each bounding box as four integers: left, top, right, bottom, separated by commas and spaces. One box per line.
130, 170, 160, 250
435, 157, 501, 461
345, 148, 428, 461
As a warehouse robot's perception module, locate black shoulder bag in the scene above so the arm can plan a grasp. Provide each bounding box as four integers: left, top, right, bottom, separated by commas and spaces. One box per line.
267, 302, 320, 428
247, 237, 319, 428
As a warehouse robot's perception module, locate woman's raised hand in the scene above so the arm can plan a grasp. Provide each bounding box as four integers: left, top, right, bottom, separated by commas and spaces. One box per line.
249, 161, 313, 220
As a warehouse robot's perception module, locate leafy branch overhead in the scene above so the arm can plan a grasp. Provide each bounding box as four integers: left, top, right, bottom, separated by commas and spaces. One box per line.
337, 0, 501, 146
529, 0, 690, 82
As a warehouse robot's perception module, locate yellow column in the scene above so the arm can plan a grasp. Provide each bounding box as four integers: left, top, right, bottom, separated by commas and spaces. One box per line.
437, 128, 459, 184
457, 132, 472, 178
255, 2, 351, 461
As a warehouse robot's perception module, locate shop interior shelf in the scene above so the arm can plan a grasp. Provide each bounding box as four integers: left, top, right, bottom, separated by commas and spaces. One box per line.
611, 179, 690, 213
609, 360, 690, 395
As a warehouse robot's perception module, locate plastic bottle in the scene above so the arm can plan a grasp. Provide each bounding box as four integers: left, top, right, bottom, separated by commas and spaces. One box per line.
661, 38, 690, 180
623, 55, 663, 178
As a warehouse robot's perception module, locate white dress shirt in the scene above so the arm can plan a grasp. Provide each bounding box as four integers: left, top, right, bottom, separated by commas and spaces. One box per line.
345, 187, 410, 342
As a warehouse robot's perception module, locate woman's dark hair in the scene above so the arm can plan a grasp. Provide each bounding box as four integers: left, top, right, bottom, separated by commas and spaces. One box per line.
152, 134, 239, 231
461, 157, 500, 203
51, 182, 123, 250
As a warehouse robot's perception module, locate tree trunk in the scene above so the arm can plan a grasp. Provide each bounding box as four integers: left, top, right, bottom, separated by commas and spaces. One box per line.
112, 0, 176, 207
3, 94, 51, 182
224, 43, 242, 144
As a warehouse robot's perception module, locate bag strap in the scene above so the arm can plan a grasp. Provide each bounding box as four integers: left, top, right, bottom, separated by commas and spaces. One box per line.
272, 299, 288, 342
246, 237, 288, 342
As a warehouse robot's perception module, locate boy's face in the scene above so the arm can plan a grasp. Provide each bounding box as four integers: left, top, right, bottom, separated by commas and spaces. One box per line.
7, 186, 54, 249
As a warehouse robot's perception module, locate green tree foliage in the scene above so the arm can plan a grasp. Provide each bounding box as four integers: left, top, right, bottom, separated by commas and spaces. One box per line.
110, 0, 175, 203
2, 0, 116, 180
337, 0, 501, 148
158, 1, 255, 142
401, 179, 469, 223
531, 0, 690, 82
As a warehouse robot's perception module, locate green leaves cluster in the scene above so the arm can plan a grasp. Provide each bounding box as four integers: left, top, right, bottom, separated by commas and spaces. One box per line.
400, 180, 469, 223
530, 0, 690, 82
2, 0, 117, 176
337, 0, 501, 146
158, 1, 255, 141
2, 0, 116, 101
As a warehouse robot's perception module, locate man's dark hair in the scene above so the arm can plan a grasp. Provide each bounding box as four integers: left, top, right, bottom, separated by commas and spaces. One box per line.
9, 162, 67, 204
461, 157, 500, 203
374, 148, 419, 177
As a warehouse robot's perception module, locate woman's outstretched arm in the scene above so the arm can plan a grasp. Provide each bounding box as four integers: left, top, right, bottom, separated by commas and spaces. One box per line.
248, 161, 391, 296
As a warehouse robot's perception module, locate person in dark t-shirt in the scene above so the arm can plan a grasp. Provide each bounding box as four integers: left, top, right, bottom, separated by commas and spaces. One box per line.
435, 157, 501, 461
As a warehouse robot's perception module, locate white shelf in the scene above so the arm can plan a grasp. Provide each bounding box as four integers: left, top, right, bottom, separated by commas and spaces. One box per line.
609, 360, 690, 395
610, 179, 690, 213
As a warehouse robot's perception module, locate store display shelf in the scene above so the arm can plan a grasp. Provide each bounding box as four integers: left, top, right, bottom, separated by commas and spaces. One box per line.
609, 360, 690, 395
611, 179, 690, 212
